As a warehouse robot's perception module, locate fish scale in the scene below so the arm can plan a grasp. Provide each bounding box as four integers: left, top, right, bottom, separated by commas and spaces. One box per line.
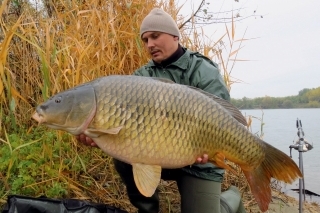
33, 75, 302, 212
92, 77, 259, 166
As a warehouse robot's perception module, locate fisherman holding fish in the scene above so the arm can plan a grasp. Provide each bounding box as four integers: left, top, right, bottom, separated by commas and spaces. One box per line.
33, 7, 302, 213
77, 8, 246, 213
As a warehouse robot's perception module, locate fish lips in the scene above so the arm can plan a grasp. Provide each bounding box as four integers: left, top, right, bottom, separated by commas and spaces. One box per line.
32, 108, 59, 129
32, 108, 45, 124
31, 109, 68, 131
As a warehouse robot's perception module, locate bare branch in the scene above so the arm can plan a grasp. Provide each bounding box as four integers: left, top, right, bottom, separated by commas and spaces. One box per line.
178, 0, 205, 29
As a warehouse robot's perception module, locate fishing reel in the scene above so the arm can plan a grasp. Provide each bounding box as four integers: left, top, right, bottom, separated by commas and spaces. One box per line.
289, 118, 313, 158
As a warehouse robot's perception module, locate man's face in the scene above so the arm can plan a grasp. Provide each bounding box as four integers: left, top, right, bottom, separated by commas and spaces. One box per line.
141, 32, 179, 64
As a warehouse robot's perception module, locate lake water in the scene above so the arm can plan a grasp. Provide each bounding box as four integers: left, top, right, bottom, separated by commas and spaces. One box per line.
241, 108, 320, 203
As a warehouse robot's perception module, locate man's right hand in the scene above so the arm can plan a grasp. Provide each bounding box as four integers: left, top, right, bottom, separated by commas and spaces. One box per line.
76, 134, 98, 147
195, 154, 209, 164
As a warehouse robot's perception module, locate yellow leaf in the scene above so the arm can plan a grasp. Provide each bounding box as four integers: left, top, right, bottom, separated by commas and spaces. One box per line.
11, 87, 30, 105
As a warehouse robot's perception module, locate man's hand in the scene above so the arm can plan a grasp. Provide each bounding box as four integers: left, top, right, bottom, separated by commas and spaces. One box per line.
75, 134, 97, 147
195, 154, 209, 164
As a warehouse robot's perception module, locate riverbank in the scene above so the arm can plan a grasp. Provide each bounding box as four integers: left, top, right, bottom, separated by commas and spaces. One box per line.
1, 143, 318, 213
1, 176, 319, 213
248, 189, 320, 213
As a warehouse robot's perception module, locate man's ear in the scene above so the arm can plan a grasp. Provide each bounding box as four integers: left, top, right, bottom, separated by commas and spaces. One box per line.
173, 36, 179, 41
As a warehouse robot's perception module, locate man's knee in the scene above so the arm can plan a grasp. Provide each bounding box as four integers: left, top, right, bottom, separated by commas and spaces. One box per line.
221, 186, 247, 213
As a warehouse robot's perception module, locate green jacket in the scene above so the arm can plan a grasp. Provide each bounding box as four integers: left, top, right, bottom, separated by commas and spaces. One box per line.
133, 48, 230, 182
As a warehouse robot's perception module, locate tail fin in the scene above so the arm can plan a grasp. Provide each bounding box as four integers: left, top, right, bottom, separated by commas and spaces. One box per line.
242, 142, 302, 212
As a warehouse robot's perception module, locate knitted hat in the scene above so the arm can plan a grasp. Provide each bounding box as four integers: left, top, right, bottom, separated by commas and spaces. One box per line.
140, 8, 180, 38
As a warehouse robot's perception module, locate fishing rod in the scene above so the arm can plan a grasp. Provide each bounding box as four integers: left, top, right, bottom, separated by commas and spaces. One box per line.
289, 118, 313, 213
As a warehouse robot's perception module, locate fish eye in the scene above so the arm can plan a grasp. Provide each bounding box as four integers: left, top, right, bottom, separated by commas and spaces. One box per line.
55, 97, 62, 103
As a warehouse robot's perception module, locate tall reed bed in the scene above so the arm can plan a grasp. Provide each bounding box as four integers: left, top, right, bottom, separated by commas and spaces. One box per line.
0, 0, 251, 212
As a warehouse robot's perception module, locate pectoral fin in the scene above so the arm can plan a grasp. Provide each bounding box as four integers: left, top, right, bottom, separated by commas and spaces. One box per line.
86, 126, 123, 137
132, 163, 162, 197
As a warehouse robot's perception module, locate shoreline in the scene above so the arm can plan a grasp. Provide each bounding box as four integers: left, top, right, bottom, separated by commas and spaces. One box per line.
247, 188, 320, 213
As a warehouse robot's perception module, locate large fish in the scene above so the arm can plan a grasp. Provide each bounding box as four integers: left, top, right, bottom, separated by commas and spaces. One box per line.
32, 75, 302, 212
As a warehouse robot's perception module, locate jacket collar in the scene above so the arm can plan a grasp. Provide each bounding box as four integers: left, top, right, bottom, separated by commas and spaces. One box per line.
153, 44, 184, 67
147, 45, 192, 70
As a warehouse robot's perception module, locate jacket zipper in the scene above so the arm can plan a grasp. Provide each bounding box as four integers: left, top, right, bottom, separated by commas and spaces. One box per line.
161, 66, 177, 83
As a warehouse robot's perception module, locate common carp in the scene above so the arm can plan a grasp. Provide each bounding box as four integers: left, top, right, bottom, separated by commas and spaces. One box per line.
32, 75, 302, 212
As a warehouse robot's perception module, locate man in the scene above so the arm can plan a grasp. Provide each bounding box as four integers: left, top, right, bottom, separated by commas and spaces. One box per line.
77, 8, 246, 213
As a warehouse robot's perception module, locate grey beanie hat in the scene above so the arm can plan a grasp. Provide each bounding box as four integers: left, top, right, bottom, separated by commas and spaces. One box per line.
140, 8, 180, 38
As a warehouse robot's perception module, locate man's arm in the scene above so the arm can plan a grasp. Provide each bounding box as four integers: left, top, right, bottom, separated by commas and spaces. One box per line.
197, 64, 230, 101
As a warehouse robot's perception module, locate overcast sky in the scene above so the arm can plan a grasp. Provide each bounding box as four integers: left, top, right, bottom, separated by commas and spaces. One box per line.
180, 0, 320, 99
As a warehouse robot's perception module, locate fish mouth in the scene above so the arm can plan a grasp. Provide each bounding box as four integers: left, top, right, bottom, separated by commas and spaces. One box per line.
31, 110, 69, 131
32, 110, 45, 124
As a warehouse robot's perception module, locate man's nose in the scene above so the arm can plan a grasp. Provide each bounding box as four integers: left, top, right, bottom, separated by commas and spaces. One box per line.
147, 39, 155, 48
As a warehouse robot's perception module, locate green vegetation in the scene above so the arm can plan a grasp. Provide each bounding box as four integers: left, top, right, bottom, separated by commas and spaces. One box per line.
231, 87, 320, 109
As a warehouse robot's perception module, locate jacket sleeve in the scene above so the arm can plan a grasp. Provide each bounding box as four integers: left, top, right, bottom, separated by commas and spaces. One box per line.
195, 59, 230, 101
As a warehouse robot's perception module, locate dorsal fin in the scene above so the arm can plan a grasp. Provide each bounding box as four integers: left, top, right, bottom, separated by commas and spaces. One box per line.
188, 86, 247, 126
151, 77, 247, 126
